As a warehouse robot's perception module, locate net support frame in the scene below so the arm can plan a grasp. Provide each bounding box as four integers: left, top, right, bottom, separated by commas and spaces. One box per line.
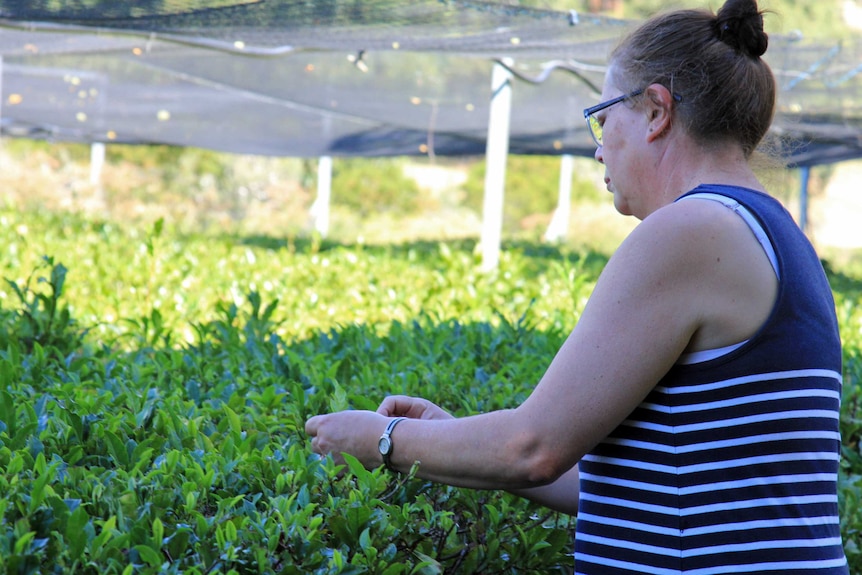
313, 155, 333, 238
480, 59, 513, 272
544, 153, 574, 242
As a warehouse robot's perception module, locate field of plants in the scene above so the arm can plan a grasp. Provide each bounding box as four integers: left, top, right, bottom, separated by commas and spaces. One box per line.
1, 203, 861, 574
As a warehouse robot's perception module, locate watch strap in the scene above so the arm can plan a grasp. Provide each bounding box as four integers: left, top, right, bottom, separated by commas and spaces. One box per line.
380, 417, 407, 470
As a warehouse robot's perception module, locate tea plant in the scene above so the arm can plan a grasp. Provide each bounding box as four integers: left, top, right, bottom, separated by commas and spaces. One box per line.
0, 205, 860, 573
0, 256, 84, 356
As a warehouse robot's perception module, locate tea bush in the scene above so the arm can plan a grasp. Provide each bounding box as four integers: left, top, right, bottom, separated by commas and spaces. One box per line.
0, 206, 860, 574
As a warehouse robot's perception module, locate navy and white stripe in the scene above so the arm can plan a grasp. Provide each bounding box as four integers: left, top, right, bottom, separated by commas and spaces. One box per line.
575, 185, 848, 574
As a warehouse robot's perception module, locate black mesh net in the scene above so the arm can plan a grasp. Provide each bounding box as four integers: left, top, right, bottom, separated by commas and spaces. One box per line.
0, 0, 859, 165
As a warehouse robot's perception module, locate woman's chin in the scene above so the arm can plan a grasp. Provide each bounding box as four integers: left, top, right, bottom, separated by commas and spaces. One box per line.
612, 195, 631, 217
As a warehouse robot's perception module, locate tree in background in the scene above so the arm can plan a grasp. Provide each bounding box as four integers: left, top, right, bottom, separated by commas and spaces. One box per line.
519, 0, 858, 39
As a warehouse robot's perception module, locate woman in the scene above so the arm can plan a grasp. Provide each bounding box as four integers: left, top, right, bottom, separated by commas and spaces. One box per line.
306, 0, 849, 572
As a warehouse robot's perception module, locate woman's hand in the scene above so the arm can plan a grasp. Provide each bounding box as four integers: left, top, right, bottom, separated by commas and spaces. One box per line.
305, 410, 388, 468
305, 396, 452, 471
377, 395, 455, 421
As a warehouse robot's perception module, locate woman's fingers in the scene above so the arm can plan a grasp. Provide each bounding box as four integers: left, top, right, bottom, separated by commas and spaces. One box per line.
377, 395, 454, 420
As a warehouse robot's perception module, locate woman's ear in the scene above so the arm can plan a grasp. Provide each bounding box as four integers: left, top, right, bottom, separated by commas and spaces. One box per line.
644, 83, 674, 142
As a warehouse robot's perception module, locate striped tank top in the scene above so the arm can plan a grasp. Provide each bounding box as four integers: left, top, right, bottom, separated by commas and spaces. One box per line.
575, 184, 847, 574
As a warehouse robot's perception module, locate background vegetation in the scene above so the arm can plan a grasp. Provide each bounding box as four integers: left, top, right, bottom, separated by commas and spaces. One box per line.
0, 136, 817, 249
7, 0, 857, 40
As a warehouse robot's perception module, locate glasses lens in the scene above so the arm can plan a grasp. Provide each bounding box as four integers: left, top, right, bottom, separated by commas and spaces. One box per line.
588, 115, 602, 146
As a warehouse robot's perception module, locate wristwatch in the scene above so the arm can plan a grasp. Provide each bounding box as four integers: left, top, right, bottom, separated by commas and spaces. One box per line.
378, 417, 407, 470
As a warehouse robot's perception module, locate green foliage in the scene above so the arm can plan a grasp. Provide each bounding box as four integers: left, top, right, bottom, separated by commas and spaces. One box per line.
1, 138, 92, 164
0, 256, 85, 356
22, 0, 241, 18
528, 0, 859, 40
462, 156, 603, 235
0, 294, 577, 573
331, 158, 422, 216
1, 204, 861, 573
0, 206, 598, 573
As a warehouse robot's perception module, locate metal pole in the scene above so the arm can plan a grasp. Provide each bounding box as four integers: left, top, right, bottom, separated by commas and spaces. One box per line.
0, 56, 4, 149
313, 155, 332, 237
545, 154, 574, 242
799, 166, 810, 233
480, 59, 512, 272
90, 142, 105, 186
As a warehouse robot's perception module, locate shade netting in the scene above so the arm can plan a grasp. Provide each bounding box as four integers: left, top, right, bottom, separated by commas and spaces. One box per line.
0, 1, 859, 165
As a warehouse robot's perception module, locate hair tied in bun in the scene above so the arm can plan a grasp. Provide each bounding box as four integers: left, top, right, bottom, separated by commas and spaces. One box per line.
714, 0, 768, 58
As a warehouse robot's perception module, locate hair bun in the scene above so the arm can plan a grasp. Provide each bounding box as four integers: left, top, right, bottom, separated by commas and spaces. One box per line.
714, 0, 768, 57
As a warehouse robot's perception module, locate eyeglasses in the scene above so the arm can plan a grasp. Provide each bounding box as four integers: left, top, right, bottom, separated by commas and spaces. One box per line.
583, 88, 644, 147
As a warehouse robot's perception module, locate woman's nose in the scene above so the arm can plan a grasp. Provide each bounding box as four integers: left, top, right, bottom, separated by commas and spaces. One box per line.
594, 145, 604, 164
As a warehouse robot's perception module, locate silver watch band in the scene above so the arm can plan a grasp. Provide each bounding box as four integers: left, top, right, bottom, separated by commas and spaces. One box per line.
380, 416, 407, 470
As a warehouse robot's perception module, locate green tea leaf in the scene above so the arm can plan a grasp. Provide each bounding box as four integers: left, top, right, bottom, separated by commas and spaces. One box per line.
224, 405, 242, 436
166, 527, 192, 561
66, 506, 89, 560
134, 544, 164, 567
29, 461, 56, 513
13, 531, 36, 556
411, 551, 443, 575
358, 527, 372, 551
152, 517, 164, 547
103, 430, 129, 468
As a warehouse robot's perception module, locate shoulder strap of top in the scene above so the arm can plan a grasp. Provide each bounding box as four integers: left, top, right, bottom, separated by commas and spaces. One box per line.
680, 191, 779, 279
675, 191, 779, 365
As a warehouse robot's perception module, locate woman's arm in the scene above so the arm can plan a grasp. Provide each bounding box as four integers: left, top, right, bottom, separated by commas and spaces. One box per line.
306, 199, 776, 492
374, 395, 580, 515
509, 463, 580, 515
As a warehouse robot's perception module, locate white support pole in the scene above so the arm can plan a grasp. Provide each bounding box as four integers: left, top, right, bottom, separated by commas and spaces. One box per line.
799, 166, 810, 234
0, 56, 4, 148
544, 154, 574, 242
313, 155, 332, 237
90, 142, 105, 186
480, 59, 513, 272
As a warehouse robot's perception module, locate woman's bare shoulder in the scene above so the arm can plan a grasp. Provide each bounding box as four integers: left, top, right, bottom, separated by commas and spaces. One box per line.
614, 196, 777, 351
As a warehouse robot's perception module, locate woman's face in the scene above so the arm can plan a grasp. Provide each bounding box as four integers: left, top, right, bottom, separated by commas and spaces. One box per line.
593, 70, 651, 218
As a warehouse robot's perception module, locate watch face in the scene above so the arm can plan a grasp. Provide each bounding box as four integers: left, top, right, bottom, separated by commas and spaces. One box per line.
378, 436, 392, 455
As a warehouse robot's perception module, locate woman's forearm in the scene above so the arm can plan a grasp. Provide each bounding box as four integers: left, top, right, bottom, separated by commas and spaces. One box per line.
508, 463, 580, 516
384, 410, 570, 491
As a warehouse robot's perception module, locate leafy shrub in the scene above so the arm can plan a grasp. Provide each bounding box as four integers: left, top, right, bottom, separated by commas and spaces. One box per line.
837, 291, 862, 572
0, 256, 85, 357
331, 158, 422, 216
0, 206, 860, 573
0, 287, 576, 574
